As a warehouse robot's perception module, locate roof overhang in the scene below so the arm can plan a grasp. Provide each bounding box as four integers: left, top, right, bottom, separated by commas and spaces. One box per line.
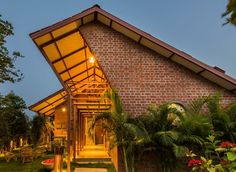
30, 5, 236, 93
29, 5, 236, 115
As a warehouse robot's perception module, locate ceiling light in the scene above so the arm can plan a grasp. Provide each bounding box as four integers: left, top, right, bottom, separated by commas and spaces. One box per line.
89, 56, 95, 63
62, 107, 66, 112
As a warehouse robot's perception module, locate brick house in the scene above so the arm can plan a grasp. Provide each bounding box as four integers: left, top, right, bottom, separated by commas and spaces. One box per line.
29, 5, 236, 171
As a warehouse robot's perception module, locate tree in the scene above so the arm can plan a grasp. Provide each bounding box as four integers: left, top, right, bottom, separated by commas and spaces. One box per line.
0, 14, 23, 84
0, 92, 29, 149
222, 0, 236, 26
91, 90, 148, 172
31, 115, 53, 146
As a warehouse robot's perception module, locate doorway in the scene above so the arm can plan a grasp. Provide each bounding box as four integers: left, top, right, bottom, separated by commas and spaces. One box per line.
84, 116, 105, 146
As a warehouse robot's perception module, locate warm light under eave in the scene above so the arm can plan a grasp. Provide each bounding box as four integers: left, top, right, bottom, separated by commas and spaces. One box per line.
89, 56, 95, 63
62, 107, 66, 112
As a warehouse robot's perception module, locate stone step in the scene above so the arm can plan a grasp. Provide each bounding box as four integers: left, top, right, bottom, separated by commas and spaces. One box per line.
75, 157, 112, 164
74, 168, 108, 172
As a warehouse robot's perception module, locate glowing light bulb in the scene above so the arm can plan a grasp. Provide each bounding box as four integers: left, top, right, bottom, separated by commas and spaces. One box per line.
89, 56, 95, 63
62, 107, 66, 112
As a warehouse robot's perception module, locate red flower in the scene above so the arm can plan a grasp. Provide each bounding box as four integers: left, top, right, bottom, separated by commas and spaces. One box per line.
220, 141, 236, 148
188, 159, 203, 168
42, 159, 54, 164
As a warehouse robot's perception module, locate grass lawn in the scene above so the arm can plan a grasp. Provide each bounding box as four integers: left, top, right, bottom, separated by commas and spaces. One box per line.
0, 154, 115, 172
0, 154, 53, 172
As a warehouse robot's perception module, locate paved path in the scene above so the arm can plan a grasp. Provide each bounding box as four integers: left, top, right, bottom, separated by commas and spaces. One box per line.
74, 168, 107, 172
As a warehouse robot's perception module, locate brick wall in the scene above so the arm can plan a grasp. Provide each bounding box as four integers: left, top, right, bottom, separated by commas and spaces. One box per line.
80, 22, 236, 117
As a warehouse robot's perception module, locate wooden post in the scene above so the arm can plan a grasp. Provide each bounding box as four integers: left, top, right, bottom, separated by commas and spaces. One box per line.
73, 105, 77, 160
67, 95, 71, 172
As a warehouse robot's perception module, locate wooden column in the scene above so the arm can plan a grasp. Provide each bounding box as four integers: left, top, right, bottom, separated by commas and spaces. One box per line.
73, 105, 77, 160
67, 95, 72, 172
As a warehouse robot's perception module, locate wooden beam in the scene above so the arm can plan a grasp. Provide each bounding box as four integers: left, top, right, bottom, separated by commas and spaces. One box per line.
37, 96, 66, 112
40, 28, 79, 48
72, 97, 110, 101
66, 81, 108, 85
65, 69, 93, 82
76, 92, 104, 95
74, 103, 111, 106
168, 53, 175, 59
58, 58, 88, 75
95, 74, 105, 80
77, 107, 110, 110
196, 69, 206, 75
52, 46, 87, 64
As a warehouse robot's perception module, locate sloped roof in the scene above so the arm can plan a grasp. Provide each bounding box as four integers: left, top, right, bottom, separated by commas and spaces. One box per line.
29, 89, 66, 116
29, 5, 236, 114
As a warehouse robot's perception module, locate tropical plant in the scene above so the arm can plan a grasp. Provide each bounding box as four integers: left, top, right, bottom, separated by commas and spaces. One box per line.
187, 136, 236, 172
139, 103, 188, 172
52, 140, 65, 155
31, 115, 53, 146
207, 93, 236, 142
91, 90, 148, 172
222, 0, 236, 26
177, 97, 213, 150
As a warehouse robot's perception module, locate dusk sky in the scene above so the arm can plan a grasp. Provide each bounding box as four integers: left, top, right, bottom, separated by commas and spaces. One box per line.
0, 0, 235, 116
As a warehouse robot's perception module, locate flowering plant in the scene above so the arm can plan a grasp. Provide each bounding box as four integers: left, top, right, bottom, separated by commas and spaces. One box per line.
186, 136, 236, 172
188, 159, 203, 168
219, 141, 235, 149
41, 159, 54, 169
42, 159, 54, 165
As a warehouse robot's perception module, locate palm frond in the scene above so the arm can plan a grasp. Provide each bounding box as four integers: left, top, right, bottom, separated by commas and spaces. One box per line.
225, 103, 236, 121
187, 96, 208, 114
92, 112, 113, 128
172, 144, 188, 158
154, 131, 179, 146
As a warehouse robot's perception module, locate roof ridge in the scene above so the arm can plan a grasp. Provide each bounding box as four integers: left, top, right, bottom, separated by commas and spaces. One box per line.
29, 5, 236, 92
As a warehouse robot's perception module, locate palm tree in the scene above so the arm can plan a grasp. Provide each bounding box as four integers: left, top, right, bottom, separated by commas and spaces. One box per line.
139, 103, 188, 172
176, 97, 213, 150
91, 90, 148, 172
222, 0, 236, 26
207, 93, 236, 142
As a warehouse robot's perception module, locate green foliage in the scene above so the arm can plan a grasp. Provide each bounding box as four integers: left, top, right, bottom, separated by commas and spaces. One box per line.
222, 0, 236, 26
52, 140, 65, 155
179, 96, 212, 146
31, 115, 52, 146
92, 90, 148, 172
188, 136, 236, 172
0, 15, 23, 84
0, 92, 29, 149
139, 103, 188, 171
0, 154, 54, 172
207, 93, 236, 142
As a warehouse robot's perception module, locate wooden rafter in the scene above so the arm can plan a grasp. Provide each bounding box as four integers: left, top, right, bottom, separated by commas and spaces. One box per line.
52, 46, 87, 64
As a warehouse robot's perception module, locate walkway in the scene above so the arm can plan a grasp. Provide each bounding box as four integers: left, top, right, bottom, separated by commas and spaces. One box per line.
74, 168, 107, 172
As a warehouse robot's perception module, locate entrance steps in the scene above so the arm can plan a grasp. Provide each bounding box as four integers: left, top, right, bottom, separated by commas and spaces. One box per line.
74, 168, 107, 172
76, 145, 112, 164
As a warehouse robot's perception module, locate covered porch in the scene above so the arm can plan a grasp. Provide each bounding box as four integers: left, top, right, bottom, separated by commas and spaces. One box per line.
29, 20, 117, 171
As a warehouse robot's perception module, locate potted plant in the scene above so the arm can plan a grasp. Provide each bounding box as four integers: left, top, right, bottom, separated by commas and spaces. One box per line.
41, 159, 54, 170
52, 140, 65, 172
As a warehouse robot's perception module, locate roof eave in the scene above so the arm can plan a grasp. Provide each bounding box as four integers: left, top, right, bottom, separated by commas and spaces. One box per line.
29, 5, 236, 92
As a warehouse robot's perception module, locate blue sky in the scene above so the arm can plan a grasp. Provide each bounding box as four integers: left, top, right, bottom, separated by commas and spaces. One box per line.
0, 0, 235, 116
